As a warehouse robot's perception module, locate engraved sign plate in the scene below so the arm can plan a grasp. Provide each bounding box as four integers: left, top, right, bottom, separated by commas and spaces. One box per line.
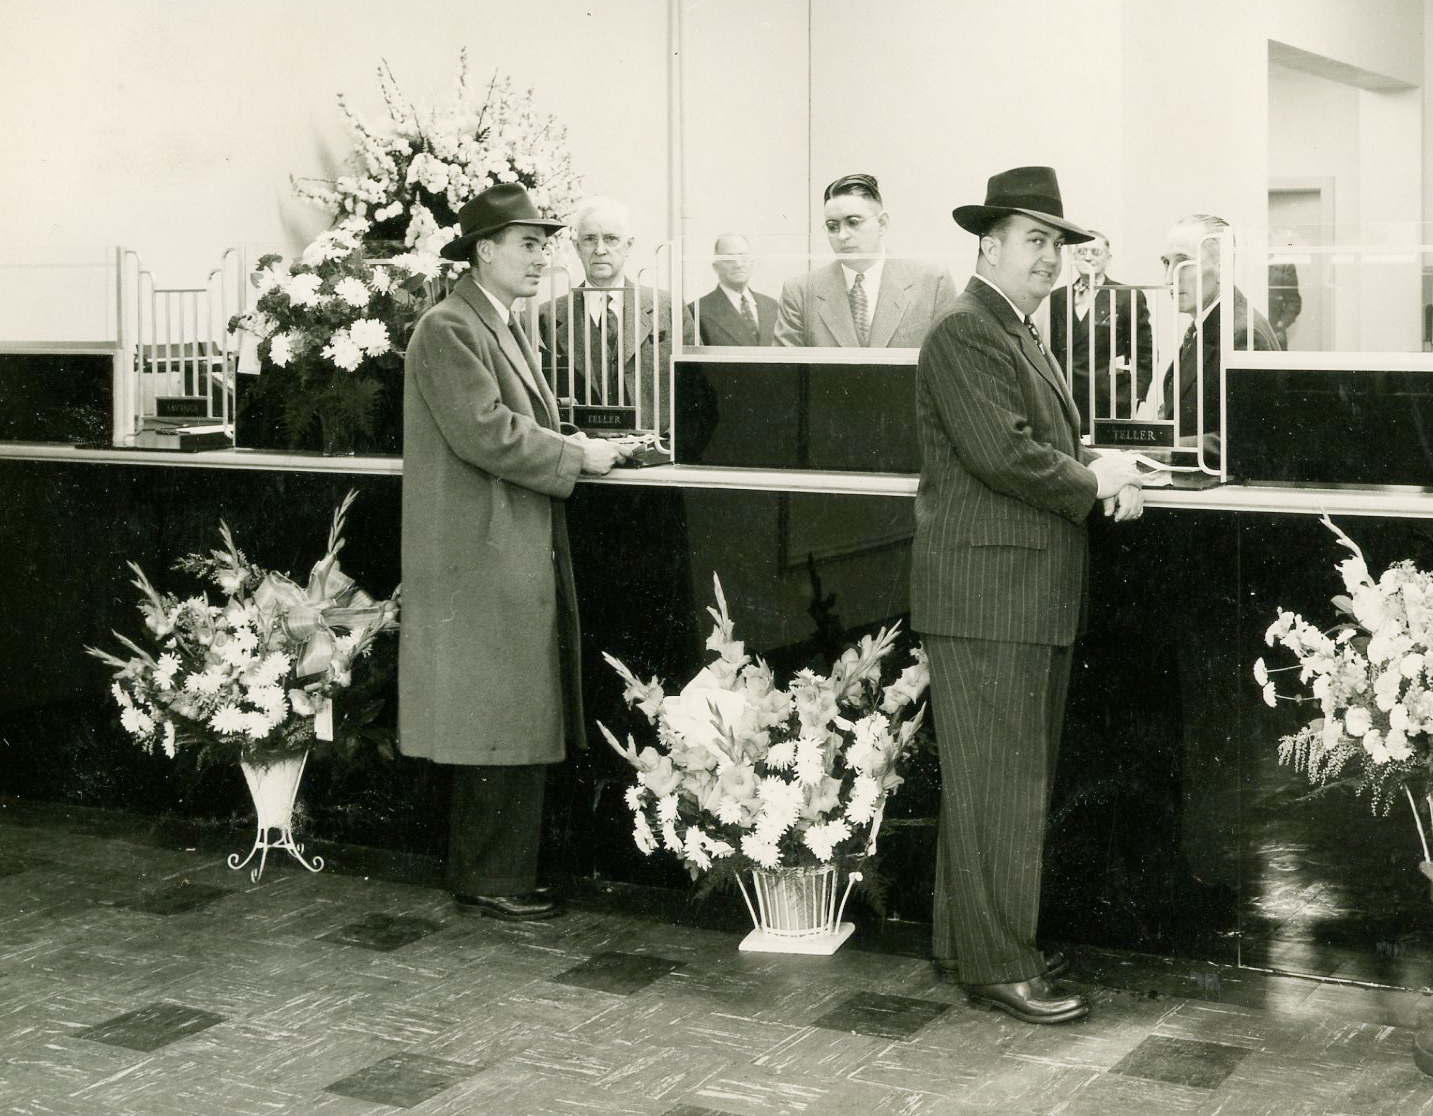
570, 404, 637, 434
155, 395, 210, 420
1092, 418, 1174, 450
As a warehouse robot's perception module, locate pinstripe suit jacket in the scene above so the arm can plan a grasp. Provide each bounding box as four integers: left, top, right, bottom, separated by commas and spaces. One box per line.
911, 278, 1100, 646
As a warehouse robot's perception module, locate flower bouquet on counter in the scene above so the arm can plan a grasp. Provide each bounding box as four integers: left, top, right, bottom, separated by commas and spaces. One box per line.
1258, 514, 1433, 893
227, 222, 433, 454
87, 490, 400, 770
599, 574, 928, 951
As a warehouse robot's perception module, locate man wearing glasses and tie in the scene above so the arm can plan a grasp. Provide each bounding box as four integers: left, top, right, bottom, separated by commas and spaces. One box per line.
538, 196, 695, 433
774, 173, 956, 349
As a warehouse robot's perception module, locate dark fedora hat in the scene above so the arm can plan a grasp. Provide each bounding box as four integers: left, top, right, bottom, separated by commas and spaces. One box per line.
440, 182, 567, 262
952, 166, 1094, 244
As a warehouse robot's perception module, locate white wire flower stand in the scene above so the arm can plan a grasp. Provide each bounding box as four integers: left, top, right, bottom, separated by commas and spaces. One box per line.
227, 751, 325, 883
735, 863, 859, 954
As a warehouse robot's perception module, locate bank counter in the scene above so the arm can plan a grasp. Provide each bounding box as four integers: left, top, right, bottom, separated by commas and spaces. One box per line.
6, 293, 1433, 993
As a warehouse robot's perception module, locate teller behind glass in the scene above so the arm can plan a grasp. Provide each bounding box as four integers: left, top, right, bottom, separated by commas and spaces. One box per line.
1048, 229, 1153, 434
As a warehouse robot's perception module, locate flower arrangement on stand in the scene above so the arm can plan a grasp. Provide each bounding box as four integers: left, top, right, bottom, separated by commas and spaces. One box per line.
292, 51, 581, 266
1258, 514, 1433, 875
600, 575, 929, 954
227, 223, 432, 454
87, 490, 400, 881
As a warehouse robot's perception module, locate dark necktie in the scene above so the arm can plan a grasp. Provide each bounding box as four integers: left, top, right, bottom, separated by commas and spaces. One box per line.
1024, 316, 1046, 352
849, 272, 870, 346
1181, 322, 1198, 351
738, 292, 758, 339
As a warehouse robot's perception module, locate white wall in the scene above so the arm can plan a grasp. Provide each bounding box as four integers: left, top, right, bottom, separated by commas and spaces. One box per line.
2, 0, 1426, 340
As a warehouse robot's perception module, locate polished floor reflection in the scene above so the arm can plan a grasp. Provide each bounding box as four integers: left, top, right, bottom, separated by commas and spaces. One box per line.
5, 799, 1433, 1114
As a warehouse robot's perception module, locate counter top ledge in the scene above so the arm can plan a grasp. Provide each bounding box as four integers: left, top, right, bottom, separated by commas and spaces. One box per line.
1, 442, 1430, 517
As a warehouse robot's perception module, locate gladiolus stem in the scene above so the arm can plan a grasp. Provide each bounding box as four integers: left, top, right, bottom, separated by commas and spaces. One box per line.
1405, 784, 1431, 863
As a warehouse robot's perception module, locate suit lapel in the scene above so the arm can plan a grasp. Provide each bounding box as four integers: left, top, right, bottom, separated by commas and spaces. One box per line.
866, 258, 911, 348
457, 277, 557, 428
813, 263, 860, 347
968, 279, 1082, 435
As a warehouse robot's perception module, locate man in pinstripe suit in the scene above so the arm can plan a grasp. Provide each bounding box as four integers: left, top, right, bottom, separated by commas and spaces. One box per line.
912, 167, 1144, 1024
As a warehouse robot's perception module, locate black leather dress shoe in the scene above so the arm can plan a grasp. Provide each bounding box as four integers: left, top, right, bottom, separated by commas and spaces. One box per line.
933, 949, 1069, 983
964, 974, 1089, 1025
453, 892, 562, 921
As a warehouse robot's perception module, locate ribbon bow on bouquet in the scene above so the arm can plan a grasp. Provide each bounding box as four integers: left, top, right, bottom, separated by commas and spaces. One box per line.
253, 550, 397, 680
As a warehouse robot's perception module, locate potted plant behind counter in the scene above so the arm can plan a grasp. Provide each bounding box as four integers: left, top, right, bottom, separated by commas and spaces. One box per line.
600, 575, 930, 954
88, 490, 400, 881
230, 53, 583, 456
228, 225, 432, 455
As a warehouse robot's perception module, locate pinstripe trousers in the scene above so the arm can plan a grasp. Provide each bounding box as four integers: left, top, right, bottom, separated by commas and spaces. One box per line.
928, 635, 1072, 985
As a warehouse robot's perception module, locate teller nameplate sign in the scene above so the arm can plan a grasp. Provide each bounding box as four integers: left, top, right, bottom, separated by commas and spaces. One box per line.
570, 404, 637, 434
1091, 418, 1174, 450
155, 395, 210, 420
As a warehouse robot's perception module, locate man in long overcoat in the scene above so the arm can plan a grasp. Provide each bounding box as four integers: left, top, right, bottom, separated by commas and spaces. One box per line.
401, 183, 623, 921
912, 167, 1143, 1023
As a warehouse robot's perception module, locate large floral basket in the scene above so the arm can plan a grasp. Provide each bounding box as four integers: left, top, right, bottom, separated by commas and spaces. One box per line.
601, 574, 928, 955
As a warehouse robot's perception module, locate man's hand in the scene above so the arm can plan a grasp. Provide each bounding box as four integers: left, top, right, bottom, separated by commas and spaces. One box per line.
1101, 483, 1144, 522
574, 434, 624, 475
1088, 451, 1142, 499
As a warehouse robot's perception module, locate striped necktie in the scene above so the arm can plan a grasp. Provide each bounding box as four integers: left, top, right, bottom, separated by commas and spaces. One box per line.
849, 272, 870, 346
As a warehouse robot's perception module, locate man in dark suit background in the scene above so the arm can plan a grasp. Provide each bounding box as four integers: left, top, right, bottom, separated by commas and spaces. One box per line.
1048, 230, 1154, 434
1158, 213, 1280, 466
775, 173, 957, 348
690, 234, 776, 346
911, 167, 1143, 1024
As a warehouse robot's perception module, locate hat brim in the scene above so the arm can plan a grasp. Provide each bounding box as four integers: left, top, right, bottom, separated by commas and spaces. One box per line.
439, 218, 568, 261
952, 205, 1095, 245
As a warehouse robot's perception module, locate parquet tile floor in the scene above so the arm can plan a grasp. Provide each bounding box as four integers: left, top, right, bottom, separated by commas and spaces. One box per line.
4, 803, 1433, 1114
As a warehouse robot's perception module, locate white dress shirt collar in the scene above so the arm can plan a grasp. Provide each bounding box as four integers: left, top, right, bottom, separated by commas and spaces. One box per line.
973, 272, 1033, 325
841, 255, 884, 309
474, 281, 511, 325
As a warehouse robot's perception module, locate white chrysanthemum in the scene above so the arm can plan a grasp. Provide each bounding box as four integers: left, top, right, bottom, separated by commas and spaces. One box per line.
160, 720, 177, 758
112, 682, 132, 709
740, 833, 781, 869
764, 738, 796, 770
715, 795, 746, 826
1343, 705, 1372, 737
248, 685, 287, 718
348, 317, 391, 355
333, 276, 371, 308
801, 817, 853, 863
210, 704, 247, 735
153, 652, 182, 689
286, 273, 323, 307
683, 829, 712, 872
185, 666, 227, 695
323, 331, 365, 372
624, 784, 646, 812
846, 774, 882, 824
250, 652, 291, 689
240, 711, 274, 739
656, 793, 679, 824
369, 267, 393, 293
268, 332, 296, 368
794, 736, 826, 786
119, 705, 154, 738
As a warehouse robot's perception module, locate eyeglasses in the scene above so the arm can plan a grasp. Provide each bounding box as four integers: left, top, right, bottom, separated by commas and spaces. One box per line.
577, 234, 627, 250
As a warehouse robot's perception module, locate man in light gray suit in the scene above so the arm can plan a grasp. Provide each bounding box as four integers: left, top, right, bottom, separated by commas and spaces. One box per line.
911, 167, 1143, 1023
775, 173, 957, 349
